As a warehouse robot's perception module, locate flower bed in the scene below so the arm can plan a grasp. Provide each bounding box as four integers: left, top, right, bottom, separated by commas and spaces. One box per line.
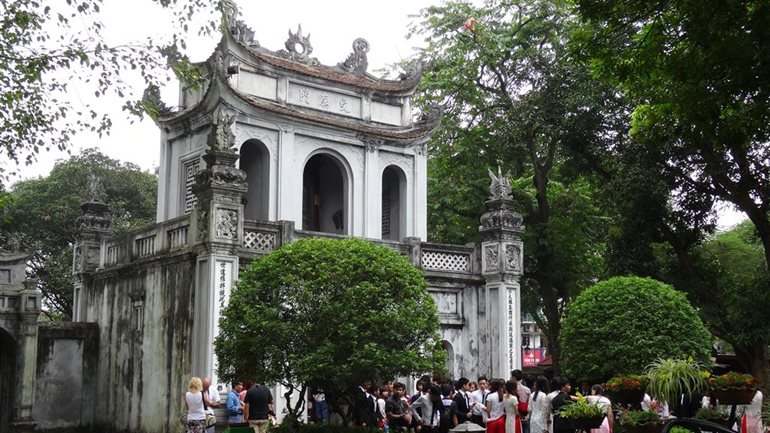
708, 372, 758, 405
605, 374, 648, 404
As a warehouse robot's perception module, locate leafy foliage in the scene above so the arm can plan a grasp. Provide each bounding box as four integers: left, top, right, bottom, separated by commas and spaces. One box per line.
0, 0, 233, 175
214, 238, 445, 424
557, 394, 606, 419
559, 276, 712, 383
572, 0, 770, 273
0, 149, 157, 318
617, 409, 661, 427
645, 358, 709, 409
410, 0, 627, 371
708, 372, 757, 390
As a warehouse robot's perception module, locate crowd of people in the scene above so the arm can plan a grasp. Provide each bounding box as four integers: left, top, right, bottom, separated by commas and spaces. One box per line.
183, 376, 274, 433
347, 370, 544, 433
181, 371, 765, 433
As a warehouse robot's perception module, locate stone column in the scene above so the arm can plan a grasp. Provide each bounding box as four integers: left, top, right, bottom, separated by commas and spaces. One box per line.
360, 134, 383, 239
15, 279, 41, 424
479, 167, 525, 378
73, 175, 113, 322
190, 109, 247, 388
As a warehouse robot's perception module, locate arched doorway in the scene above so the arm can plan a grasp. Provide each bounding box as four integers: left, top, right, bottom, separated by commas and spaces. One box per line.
302, 153, 347, 234
441, 340, 455, 381
0, 328, 17, 433
381, 165, 407, 241
239, 140, 270, 220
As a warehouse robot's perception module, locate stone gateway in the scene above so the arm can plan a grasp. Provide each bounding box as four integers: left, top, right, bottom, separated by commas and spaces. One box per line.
1, 10, 525, 433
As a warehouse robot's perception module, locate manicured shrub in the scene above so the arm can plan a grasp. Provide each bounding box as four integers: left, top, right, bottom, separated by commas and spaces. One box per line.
559, 276, 711, 383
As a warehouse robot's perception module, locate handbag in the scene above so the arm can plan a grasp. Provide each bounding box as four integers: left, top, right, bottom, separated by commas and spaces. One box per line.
205, 413, 217, 427
179, 413, 187, 426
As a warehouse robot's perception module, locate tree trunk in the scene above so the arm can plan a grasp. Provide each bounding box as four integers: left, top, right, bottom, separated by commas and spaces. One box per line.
733, 343, 770, 399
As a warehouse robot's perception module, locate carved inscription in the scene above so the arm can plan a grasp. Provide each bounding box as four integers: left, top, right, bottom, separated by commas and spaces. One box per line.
289, 83, 361, 118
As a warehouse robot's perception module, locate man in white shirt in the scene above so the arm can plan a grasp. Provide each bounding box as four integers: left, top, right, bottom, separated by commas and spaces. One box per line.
470, 376, 490, 427
202, 377, 221, 433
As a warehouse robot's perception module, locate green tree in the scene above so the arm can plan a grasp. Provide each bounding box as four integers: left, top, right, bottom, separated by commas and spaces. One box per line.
214, 238, 445, 425
0, 0, 231, 174
657, 221, 770, 394
0, 149, 157, 318
559, 276, 712, 383
572, 0, 770, 274
410, 0, 627, 371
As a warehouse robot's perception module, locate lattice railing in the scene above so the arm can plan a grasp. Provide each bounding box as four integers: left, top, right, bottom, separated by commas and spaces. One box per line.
243, 230, 276, 252
421, 250, 470, 273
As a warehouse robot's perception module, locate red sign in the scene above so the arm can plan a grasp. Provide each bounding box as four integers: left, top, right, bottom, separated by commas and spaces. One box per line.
522, 348, 546, 368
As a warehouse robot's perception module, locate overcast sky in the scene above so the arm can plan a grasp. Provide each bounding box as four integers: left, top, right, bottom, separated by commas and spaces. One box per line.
7, 0, 745, 227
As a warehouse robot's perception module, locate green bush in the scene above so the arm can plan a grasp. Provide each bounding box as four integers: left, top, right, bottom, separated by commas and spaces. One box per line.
559, 276, 711, 382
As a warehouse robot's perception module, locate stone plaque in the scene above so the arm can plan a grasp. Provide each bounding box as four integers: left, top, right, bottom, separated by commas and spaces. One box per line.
288, 83, 362, 118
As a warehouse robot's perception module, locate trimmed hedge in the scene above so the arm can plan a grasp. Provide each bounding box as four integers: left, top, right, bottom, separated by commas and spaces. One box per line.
559, 276, 711, 383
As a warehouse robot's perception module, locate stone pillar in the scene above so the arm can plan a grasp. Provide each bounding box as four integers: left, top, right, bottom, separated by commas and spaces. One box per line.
190, 109, 247, 388
360, 135, 383, 239
479, 167, 525, 378
73, 175, 113, 322
15, 279, 41, 424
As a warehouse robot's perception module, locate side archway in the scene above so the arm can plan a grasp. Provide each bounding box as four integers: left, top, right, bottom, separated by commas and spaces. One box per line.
302, 152, 350, 234
441, 340, 455, 381
239, 139, 270, 220
381, 165, 407, 241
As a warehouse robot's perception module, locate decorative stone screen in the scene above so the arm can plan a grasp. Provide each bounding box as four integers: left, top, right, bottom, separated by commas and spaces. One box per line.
243, 230, 276, 252
381, 189, 391, 236
421, 250, 470, 273
183, 159, 200, 214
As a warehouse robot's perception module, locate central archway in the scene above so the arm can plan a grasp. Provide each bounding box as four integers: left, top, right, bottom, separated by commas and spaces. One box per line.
239, 139, 270, 221
302, 153, 348, 234
0, 328, 17, 433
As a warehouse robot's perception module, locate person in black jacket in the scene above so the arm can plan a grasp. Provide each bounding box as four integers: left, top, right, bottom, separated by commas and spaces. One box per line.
353, 380, 376, 427
452, 377, 472, 424
551, 377, 578, 433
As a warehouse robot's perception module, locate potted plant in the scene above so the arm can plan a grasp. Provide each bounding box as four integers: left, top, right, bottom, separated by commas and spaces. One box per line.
645, 358, 710, 410
618, 408, 665, 433
605, 374, 649, 405
708, 372, 758, 405
558, 393, 607, 430
693, 406, 732, 427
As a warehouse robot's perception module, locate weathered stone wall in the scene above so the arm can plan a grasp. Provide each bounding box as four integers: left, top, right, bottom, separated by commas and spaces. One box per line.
33, 322, 98, 431
81, 251, 197, 433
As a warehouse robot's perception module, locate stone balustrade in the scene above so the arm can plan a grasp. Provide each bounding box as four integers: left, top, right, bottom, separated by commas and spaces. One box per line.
101, 215, 192, 267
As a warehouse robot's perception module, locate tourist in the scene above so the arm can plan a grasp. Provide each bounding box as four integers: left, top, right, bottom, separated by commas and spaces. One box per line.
226, 381, 244, 424
505, 380, 522, 433
354, 380, 376, 427
441, 383, 458, 427
240, 380, 253, 402
469, 381, 478, 392
244, 381, 273, 433
471, 376, 490, 427
387, 382, 413, 431
311, 388, 329, 424
412, 385, 444, 432
374, 385, 388, 428
551, 377, 577, 433
512, 370, 532, 433
527, 376, 552, 433
452, 377, 473, 424
586, 385, 612, 433
184, 377, 206, 433
201, 377, 221, 433
485, 379, 507, 433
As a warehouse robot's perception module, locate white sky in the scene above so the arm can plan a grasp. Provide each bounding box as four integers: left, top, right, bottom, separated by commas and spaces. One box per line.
5, 0, 746, 228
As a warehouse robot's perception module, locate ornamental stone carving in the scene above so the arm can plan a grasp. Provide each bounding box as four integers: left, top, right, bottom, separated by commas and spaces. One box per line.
484, 244, 499, 272
209, 110, 237, 153
338, 38, 369, 75
277, 25, 320, 66
215, 209, 238, 240
356, 133, 386, 152
505, 243, 521, 273
488, 166, 512, 201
